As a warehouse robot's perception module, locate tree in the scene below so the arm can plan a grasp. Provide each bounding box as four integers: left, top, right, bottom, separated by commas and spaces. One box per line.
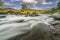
57, 0, 60, 13
21, 4, 27, 10
51, 7, 57, 13
0, 0, 3, 6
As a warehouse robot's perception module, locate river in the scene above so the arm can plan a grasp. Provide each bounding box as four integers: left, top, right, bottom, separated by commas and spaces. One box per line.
0, 14, 55, 40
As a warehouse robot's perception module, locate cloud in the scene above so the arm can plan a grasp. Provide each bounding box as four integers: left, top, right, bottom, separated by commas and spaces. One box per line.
10, 0, 59, 9
3, 2, 14, 6
11, 0, 45, 6
3, 2, 15, 8
11, 0, 21, 2
11, 0, 37, 4
11, 0, 57, 6
11, 0, 38, 7
22, 0, 37, 6
32, 6, 47, 10
43, 2, 52, 5
12, 7, 20, 9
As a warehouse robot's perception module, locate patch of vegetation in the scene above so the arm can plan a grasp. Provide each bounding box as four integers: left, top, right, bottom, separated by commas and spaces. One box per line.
0, 2, 59, 14
57, 0, 60, 13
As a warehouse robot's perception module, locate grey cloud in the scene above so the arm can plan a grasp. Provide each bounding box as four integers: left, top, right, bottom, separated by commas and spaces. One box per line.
11, 0, 46, 7
10, 0, 58, 8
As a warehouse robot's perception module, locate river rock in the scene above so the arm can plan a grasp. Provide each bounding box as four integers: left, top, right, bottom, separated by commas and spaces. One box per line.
52, 13, 60, 20
50, 21, 60, 26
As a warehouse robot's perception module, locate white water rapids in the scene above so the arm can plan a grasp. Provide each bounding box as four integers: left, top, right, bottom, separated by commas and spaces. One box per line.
0, 14, 55, 40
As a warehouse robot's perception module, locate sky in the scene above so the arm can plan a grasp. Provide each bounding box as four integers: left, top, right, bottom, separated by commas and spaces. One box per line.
2, 0, 59, 9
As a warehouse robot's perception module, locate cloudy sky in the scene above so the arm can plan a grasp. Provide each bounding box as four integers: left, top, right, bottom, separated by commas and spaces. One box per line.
3, 0, 58, 9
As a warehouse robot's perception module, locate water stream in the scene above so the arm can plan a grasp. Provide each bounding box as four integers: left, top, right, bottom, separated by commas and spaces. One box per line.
0, 14, 55, 40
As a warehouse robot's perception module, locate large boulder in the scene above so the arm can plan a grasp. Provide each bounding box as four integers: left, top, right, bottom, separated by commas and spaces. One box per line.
50, 21, 60, 25
52, 13, 60, 20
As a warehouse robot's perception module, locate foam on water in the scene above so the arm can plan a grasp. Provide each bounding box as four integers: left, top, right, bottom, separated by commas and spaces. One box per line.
0, 14, 55, 40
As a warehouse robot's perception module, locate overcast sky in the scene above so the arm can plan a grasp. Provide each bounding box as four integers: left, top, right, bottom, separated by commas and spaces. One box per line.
3, 0, 59, 9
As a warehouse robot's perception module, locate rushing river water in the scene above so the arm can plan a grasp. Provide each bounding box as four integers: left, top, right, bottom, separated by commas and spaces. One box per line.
0, 14, 55, 40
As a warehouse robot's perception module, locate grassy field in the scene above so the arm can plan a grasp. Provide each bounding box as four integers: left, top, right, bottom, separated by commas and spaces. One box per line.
0, 8, 51, 14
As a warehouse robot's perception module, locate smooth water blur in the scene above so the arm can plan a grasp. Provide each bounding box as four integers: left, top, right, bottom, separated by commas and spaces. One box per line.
0, 14, 55, 40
